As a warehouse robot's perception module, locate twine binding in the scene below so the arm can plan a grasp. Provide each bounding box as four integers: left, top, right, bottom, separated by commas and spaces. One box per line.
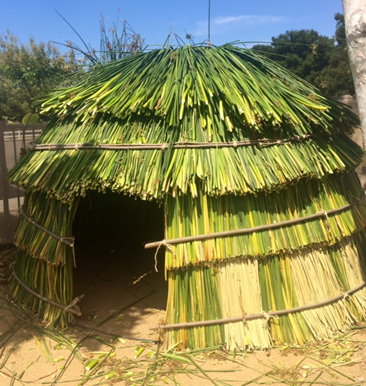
154, 239, 175, 272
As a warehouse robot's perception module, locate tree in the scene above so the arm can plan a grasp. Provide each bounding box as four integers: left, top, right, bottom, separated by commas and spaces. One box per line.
0, 77, 29, 121
0, 31, 79, 121
315, 13, 354, 95
59, 12, 145, 66
252, 30, 334, 86
252, 16, 354, 96
334, 12, 347, 45
0, 12, 144, 122
342, 0, 366, 146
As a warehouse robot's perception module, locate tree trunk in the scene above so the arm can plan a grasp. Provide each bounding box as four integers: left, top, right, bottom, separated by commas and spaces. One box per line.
342, 0, 366, 147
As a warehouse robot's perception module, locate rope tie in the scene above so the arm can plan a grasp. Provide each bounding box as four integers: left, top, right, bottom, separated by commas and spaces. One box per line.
154, 239, 175, 272
320, 209, 329, 222
161, 143, 168, 151
320, 208, 333, 237
262, 311, 278, 327
74, 143, 79, 150
60, 237, 74, 247
233, 141, 238, 148
61, 237, 76, 266
64, 295, 84, 314
342, 292, 350, 300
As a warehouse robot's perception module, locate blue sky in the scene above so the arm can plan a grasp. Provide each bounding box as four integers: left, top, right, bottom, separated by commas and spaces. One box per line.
1, 0, 344, 52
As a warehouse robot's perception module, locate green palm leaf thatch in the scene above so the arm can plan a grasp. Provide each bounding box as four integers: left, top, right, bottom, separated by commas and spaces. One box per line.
8, 45, 361, 201
7, 44, 366, 348
163, 172, 366, 349
10, 191, 79, 328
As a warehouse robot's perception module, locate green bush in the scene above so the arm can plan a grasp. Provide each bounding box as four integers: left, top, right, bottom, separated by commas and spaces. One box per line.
22, 113, 39, 124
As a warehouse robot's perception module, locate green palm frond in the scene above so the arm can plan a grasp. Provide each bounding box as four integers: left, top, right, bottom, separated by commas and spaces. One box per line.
38, 45, 358, 135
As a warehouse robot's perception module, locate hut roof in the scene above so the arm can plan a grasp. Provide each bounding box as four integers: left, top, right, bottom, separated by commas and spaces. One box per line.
7, 44, 362, 202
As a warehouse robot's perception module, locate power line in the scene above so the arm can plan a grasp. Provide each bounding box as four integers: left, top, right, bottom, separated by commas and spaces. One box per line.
208, 0, 211, 45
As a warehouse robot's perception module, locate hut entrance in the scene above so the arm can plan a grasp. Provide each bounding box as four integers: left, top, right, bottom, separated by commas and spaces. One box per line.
72, 190, 166, 328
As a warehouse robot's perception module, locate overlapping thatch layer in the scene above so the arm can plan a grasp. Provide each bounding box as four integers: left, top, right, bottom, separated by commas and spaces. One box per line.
7, 44, 366, 348
163, 173, 366, 266
10, 191, 79, 328
7, 129, 363, 202
8, 45, 361, 200
163, 172, 366, 349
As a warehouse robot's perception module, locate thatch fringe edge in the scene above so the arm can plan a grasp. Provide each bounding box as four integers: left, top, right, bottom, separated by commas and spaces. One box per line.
146, 191, 366, 249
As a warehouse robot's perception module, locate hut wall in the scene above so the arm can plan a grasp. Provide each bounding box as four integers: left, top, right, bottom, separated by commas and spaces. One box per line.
11, 191, 78, 328
163, 171, 366, 350
10, 189, 165, 328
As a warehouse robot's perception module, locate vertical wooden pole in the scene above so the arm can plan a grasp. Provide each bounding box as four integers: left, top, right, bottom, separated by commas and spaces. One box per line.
0, 121, 11, 242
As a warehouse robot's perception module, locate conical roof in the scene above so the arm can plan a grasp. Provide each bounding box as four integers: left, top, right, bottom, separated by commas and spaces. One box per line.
8, 44, 362, 202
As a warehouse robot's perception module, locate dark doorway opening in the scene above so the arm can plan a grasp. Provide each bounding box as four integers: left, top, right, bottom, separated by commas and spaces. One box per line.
72, 190, 166, 332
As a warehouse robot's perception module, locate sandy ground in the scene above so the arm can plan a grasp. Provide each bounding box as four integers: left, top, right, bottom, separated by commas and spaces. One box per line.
0, 243, 366, 386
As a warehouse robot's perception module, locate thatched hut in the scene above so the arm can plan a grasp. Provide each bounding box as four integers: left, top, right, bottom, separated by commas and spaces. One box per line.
7, 44, 366, 350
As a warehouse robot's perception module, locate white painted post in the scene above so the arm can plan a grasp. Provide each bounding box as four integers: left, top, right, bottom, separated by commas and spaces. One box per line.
342, 0, 366, 147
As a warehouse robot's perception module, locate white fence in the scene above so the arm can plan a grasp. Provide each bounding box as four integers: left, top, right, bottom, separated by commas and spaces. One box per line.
0, 122, 45, 243
3, 129, 43, 141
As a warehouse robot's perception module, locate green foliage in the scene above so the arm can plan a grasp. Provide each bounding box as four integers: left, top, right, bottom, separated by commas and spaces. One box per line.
61, 11, 144, 66
0, 77, 29, 121
318, 13, 354, 95
334, 12, 346, 46
0, 13, 143, 122
253, 29, 334, 80
252, 14, 354, 96
0, 31, 79, 122
22, 113, 39, 124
